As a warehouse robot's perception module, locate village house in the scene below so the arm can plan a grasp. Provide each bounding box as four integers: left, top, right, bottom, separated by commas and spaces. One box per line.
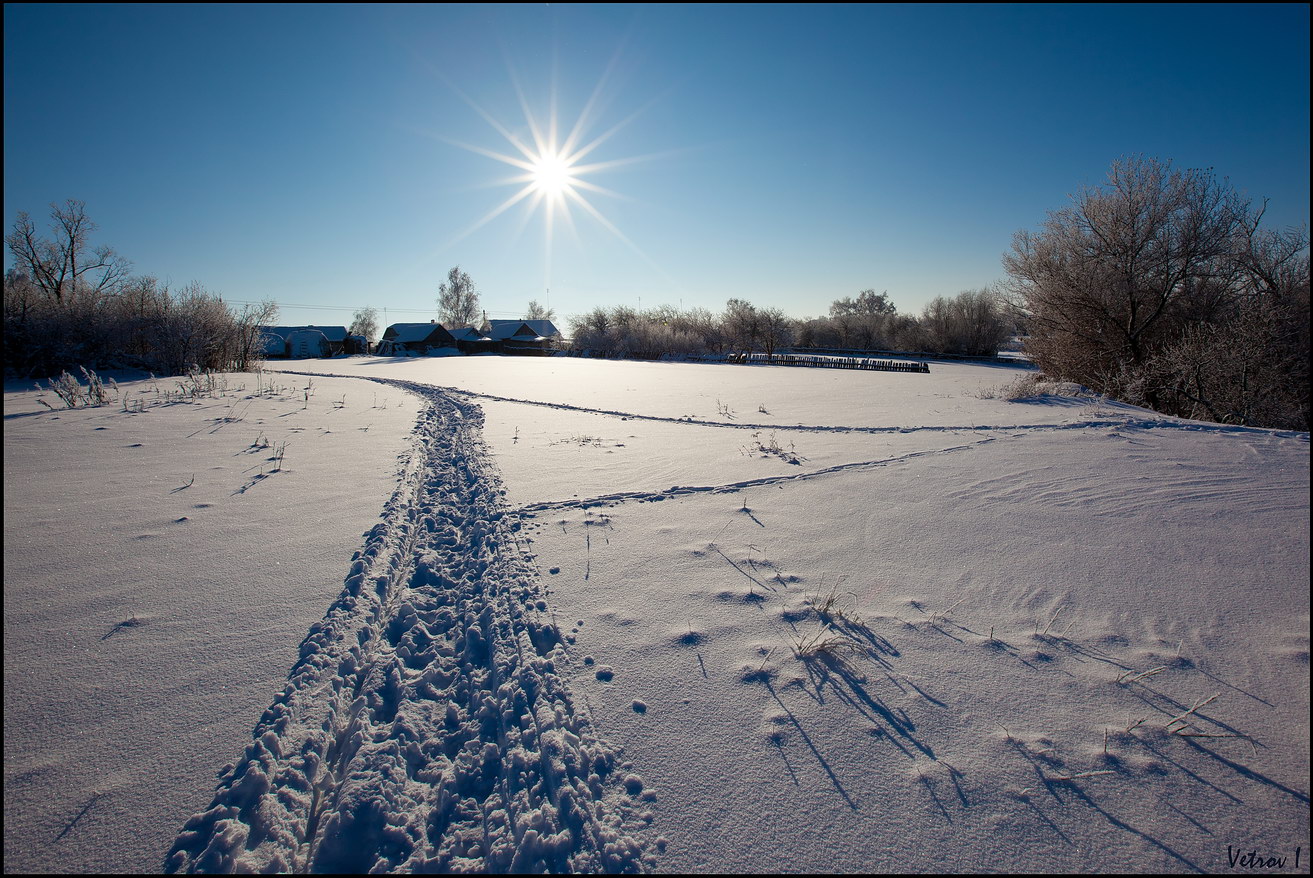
366, 319, 562, 357
376, 321, 458, 356
448, 326, 498, 355
485, 319, 561, 355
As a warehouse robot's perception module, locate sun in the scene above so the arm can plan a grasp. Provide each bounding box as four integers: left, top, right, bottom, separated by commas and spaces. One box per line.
432, 62, 676, 287
529, 150, 576, 199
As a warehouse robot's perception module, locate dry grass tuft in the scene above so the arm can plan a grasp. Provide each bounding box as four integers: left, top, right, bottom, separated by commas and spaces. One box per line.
976, 373, 1095, 402
1045, 769, 1116, 782
1164, 692, 1220, 734
807, 578, 861, 626
789, 622, 861, 664
45, 367, 117, 408
930, 594, 968, 625
1116, 666, 1167, 685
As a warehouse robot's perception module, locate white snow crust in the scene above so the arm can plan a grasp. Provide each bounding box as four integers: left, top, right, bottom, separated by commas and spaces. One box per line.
4, 357, 1308, 873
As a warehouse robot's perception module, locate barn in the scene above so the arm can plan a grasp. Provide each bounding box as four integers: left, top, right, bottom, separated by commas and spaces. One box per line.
285, 329, 331, 359
259, 325, 351, 357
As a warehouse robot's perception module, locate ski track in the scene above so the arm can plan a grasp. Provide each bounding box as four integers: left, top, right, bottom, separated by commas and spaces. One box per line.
278, 370, 1312, 440
515, 436, 1003, 515
166, 385, 652, 874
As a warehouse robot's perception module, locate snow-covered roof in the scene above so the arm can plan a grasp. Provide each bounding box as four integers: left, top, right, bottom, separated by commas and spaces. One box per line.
449, 326, 493, 342
260, 325, 348, 342
384, 323, 454, 344
487, 319, 559, 340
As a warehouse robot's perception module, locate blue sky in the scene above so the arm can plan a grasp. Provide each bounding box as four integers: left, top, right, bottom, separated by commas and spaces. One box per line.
5, 3, 1309, 328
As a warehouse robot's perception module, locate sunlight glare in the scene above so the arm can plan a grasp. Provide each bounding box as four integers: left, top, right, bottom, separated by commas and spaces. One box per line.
530, 150, 576, 198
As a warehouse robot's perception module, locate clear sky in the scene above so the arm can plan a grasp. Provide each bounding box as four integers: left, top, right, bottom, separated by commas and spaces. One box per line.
4, 3, 1309, 329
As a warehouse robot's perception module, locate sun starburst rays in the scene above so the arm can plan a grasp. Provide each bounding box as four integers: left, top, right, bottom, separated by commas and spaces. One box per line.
435, 64, 666, 289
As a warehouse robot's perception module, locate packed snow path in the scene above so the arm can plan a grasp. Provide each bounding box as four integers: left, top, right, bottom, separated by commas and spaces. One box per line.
166, 385, 650, 873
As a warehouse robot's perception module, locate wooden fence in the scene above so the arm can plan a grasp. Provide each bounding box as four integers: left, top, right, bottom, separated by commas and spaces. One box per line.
795, 346, 1020, 365
729, 352, 930, 373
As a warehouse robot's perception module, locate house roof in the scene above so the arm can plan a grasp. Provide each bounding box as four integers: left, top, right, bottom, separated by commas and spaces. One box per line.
449, 326, 493, 342
384, 323, 455, 343
261, 325, 348, 342
487, 319, 559, 340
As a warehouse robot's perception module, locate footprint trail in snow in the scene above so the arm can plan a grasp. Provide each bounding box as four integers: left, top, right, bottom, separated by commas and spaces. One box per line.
166, 384, 651, 873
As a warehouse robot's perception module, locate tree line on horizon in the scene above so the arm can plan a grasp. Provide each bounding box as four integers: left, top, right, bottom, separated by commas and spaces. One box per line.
361, 271, 1014, 362
5, 156, 1307, 429
563, 287, 1013, 361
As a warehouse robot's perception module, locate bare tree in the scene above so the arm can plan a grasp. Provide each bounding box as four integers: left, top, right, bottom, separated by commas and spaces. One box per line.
1003, 155, 1309, 428
829, 289, 896, 318
918, 288, 1011, 356
437, 265, 480, 327
816, 289, 898, 350
1002, 157, 1247, 397
1134, 285, 1307, 431
5, 199, 131, 304
233, 299, 280, 370
349, 306, 380, 343
758, 307, 794, 360
525, 300, 555, 321
1134, 213, 1310, 430
724, 298, 760, 355
1231, 204, 1310, 302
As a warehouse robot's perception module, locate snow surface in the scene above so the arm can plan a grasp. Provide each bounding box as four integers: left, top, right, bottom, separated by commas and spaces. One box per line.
4, 357, 1309, 873
4, 372, 422, 874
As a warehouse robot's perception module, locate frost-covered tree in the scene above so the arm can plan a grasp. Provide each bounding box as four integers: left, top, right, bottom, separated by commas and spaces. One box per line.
349, 306, 380, 344
919, 288, 1012, 356
437, 266, 480, 327
524, 300, 555, 321
723, 298, 760, 354
758, 307, 794, 360
1003, 155, 1309, 428
829, 289, 896, 318
1002, 156, 1247, 396
4, 203, 268, 376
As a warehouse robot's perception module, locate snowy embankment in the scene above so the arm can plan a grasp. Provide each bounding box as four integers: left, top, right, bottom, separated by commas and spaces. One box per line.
5, 357, 1309, 873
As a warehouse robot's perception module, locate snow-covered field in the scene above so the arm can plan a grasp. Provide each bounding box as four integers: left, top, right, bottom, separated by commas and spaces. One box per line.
4, 356, 1308, 873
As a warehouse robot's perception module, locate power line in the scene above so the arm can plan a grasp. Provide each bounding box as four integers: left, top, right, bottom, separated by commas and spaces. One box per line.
222, 299, 528, 318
